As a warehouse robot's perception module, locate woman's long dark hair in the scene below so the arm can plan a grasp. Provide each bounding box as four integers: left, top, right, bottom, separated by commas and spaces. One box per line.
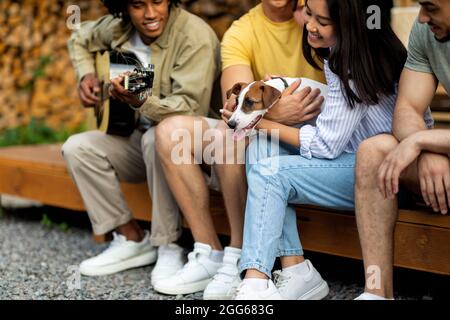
102, 0, 180, 21
302, 0, 406, 108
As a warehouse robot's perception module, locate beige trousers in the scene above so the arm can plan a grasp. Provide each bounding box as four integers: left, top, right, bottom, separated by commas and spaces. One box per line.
61, 128, 181, 245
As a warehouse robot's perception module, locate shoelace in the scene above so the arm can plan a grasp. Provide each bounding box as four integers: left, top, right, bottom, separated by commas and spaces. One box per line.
272, 270, 292, 290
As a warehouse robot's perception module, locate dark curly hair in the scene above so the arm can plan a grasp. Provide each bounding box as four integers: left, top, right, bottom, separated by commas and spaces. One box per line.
102, 0, 181, 21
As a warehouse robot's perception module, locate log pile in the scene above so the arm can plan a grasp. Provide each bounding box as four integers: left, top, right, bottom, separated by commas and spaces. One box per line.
0, 0, 107, 132
0, 0, 260, 132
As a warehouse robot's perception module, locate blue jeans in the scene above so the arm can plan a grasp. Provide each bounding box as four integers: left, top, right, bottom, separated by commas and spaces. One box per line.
241, 135, 356, 278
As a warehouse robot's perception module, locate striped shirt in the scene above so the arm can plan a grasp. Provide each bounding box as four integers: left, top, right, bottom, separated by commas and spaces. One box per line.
299, 60, 434, 160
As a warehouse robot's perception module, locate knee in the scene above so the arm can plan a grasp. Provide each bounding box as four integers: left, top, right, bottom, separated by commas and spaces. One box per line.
155, 116, 188, 156
61, 134, 86, 163
248, 157, 281, 184
356, 135, 398, 186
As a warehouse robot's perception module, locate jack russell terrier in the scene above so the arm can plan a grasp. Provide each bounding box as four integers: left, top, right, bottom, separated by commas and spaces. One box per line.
226, 77, 328, 140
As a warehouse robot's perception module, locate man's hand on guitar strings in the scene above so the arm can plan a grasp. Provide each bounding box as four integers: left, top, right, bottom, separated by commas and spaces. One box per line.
109, 73, 146, 108
78, 73, 101, 108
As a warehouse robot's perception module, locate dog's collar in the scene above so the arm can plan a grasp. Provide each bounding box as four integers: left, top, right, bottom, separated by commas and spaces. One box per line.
270, 77, 289, 89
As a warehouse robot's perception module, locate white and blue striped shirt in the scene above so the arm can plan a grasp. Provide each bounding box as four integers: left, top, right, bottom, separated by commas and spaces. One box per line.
299, 60, 434, 160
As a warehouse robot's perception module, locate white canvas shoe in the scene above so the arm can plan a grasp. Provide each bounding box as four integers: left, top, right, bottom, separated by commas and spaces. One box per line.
153, 242, 222, 295
234, 280, 282, 300
354, 292, 394, 300
203, 247, 242, 300
151, 243, 186, 286
273, 260, 329, 300
79, 231, 156, 276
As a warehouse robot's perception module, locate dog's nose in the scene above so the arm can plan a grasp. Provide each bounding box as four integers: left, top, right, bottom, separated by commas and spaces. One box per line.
227, 120, 237, 130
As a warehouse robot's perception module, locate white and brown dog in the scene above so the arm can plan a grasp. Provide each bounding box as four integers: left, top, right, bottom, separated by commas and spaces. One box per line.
226, 77, 328, 140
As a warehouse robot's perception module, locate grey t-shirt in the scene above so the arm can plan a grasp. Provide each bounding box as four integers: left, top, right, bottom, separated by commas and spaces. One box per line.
405, 19, 450, 95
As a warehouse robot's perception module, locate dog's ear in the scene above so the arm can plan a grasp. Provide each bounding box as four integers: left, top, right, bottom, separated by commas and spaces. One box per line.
226, 82, 248, 99
260, 84, 282, 109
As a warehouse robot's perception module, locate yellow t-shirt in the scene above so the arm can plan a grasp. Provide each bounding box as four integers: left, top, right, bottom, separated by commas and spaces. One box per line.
221, 4, 325, 83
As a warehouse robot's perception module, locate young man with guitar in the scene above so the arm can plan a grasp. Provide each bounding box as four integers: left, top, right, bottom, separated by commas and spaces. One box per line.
62, 0, 220, 282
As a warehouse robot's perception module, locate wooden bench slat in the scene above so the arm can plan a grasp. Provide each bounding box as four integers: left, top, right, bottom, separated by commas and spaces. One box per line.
0, 143, 449, 275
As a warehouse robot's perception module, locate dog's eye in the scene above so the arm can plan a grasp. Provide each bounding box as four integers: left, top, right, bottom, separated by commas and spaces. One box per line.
243, 98, 254, 108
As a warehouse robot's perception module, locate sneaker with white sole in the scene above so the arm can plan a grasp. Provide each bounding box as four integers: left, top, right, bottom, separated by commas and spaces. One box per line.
354, 292, 394, 300
79, 230, 156, 276
153, 242, 222, 295
273, 259, 329, 300
234, 280, 282, 300
151, 243, 186, 286
203, 247, 242, 300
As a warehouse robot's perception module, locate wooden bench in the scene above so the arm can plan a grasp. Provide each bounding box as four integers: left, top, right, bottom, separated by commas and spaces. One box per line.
0, 143, 449, 275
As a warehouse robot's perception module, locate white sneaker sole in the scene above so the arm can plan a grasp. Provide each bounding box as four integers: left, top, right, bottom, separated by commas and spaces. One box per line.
203, 292, 234, 300
80, 250, 157, 277
154, 278, 212, 295
298, 280, 329, 300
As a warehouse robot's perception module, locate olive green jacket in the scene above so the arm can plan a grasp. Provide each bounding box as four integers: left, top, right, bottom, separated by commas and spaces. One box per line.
68, 7, 221, 122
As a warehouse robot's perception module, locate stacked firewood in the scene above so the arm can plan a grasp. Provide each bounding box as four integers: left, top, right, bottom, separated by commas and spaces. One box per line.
0, 0, 257, 132
0, 0, 106, 132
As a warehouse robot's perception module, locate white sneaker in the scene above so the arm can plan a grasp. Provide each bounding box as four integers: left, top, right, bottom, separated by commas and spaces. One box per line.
151, 243, 186, 286
203, 247, 242, 300
79, 231, 156, 276
153, 242, 222, 295
273, 260, 329, 300
354, 292, 394, 300
234, 280, 282, 300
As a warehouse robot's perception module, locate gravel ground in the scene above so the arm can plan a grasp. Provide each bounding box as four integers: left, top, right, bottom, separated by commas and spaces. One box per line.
0, 205, 448, 300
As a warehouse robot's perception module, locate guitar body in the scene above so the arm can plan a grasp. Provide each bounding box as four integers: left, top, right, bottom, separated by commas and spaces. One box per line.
95, 51, 141, 137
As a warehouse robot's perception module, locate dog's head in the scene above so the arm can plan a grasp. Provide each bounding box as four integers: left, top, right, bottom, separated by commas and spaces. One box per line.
226, 81, 282, 140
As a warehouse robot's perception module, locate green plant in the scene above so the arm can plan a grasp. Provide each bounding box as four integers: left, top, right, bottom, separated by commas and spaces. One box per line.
40, 213, 70, 232
20, 55, 53, 92
58, 222, 69, 232
40, 213, 53, 228
0, 118, 86, 147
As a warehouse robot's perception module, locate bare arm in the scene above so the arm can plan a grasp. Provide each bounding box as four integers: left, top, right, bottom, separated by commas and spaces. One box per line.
221, 65, 254, 105
413, 130, 450, 154
393, 69, 438, 141
256, 119, 300, 147
379, 69, 450, 214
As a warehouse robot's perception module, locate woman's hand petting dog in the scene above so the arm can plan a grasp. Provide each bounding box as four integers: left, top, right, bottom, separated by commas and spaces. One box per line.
109, 73, 146, 108
262, 75, 324, 126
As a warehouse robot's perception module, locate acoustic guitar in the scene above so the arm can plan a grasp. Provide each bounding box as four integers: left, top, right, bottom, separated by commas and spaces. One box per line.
94, 50, 154, 136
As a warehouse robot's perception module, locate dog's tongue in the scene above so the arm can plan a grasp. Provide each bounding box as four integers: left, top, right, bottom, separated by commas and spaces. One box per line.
233, 129, 247, 141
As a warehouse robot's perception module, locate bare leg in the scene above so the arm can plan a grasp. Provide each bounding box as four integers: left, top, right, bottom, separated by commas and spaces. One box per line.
214, 121, 247, 248
355, 134, 419, 298
156, 116, 222, 250
116, 220, 144, 242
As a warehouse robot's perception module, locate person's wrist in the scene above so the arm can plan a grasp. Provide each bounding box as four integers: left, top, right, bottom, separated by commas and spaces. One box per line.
411, 131, 426, 153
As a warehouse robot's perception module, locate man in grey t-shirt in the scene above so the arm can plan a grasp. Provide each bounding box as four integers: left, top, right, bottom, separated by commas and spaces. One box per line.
354, 0, 450, 300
